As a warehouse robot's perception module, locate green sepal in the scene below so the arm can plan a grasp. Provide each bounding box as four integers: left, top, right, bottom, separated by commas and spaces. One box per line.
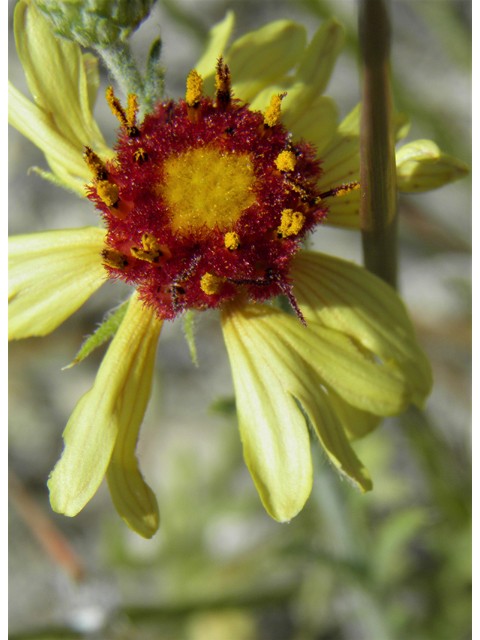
144, 36, 165, 111
182, 309, 199, 367
63, 300, 129, 369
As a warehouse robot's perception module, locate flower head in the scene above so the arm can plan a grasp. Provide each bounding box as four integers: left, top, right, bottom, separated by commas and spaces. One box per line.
87, 68, 327, 321
9, 2, 458, 537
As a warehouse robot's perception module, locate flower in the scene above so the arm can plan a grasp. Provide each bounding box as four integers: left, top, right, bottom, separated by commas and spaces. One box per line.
9, 1, 452, 539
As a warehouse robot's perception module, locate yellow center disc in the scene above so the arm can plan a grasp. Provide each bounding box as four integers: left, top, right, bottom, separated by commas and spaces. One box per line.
158, 147, 257, 234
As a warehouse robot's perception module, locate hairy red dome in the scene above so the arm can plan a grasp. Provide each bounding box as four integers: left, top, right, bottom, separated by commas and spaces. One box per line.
85, 63, 327, 321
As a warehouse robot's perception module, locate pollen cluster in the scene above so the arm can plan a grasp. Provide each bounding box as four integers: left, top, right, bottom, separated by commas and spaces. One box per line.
85, 61, 326, 320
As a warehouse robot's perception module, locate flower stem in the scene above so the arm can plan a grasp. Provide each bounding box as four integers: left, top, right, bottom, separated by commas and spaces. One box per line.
359, 0, 398, 288
96, 40, 146, 102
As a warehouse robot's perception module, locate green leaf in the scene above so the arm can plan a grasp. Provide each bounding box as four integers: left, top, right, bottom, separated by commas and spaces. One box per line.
373, 507, 429, 585
182, 309, 198, 367
209, 396, 236, 416
63, 300, 129, 369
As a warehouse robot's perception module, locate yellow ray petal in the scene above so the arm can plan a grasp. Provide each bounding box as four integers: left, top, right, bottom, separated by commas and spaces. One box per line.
14, 0, 107, 155
196, 11, 235, 93
319, 384, 381, 441
41, 152, 89, 195
317, 128, 359, 191
48, 293, 163, 526
278, 18, 344, 131
82, 52, 101, 114
9, 227, 106, 340
293, 18, 345, 99
248, 79, 294, 112
228, 21, 307, 102
285, 96, 338, 155
318, 105, 411, 225
248, 18, 343, 133
249, 306, 411, 416
297, 383, 373, 492
221, 303, 313, 522
106, 309, 163, 538
8, 82, 92, 184
246, 309, 373, 492
292, 252, 433, 408
323, 188, 360, 228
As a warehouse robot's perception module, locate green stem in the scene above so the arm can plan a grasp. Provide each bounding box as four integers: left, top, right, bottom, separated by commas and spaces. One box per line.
96, 40, 145, 101
359, 0, 398, 288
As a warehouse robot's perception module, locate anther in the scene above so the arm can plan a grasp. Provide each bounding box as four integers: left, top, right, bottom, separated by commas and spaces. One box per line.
277, 209, 305, 238
84, 146, 107, 181
131, 233, 163, 263
200, 272, 224, 295
106, 86, 127, 127
264, 93, 287, 128
186, 70, 204, 107
318, 181, 360, 200
284, 176, 311, 200
215, 57, 231, 109
106, 86, 140, 138
126, 94, 138, 129
186, 69, 204, 122
96, 180, 119, 207
102, 249, 129, 270
84, 147, 120, 207
275, 150, 297, 173
224, 232, 240, 250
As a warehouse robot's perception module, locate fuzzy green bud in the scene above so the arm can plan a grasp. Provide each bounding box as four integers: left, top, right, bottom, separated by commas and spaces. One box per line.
34, 0, 157, 47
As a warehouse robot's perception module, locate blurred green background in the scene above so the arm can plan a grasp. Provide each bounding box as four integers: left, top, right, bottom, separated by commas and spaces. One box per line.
8, 1, 471, 639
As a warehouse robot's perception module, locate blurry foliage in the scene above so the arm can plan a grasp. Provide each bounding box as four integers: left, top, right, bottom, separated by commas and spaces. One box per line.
9, 0, 471, 639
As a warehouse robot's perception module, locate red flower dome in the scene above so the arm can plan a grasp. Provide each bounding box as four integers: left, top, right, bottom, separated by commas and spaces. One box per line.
86, 60, 326, 322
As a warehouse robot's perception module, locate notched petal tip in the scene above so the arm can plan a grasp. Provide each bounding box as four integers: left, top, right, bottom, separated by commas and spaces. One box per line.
47, 294, 163, 533
107, 463, 160, 539
221, 303, 313, 523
